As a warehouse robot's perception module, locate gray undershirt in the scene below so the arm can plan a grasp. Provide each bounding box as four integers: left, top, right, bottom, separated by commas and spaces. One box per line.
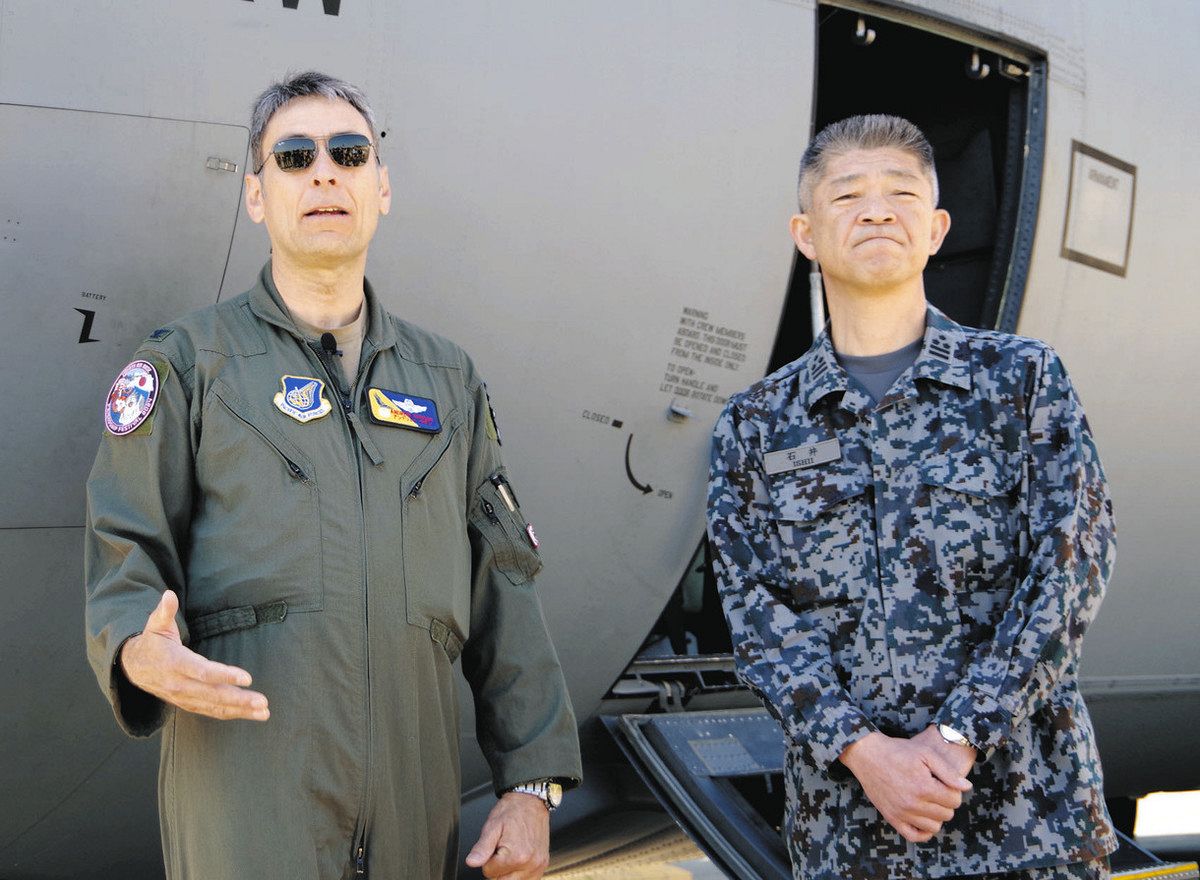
836, 337, 923, 405
293, 304, 368, 390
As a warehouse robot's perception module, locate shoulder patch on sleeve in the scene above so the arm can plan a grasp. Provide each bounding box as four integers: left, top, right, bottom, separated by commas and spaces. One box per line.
104, 356, 169, 436
483, 385, 502, 445
147, 327, 174, 342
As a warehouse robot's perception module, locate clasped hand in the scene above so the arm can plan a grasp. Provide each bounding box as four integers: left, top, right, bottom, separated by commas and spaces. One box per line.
839, 726, 976, 843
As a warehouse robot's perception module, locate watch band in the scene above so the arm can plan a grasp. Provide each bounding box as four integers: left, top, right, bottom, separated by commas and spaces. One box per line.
506, 779, 563, 811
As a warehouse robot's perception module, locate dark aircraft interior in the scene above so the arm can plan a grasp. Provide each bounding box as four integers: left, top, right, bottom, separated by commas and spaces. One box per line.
767, 4, 1042, 373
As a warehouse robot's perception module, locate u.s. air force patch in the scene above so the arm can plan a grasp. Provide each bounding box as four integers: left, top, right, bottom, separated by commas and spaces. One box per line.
367, 388, 440, 433
104, 359, 159, 435
273, 375, 332, 423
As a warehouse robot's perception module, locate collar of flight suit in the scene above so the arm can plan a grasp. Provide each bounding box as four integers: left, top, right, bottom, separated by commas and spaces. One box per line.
246, 260, 403, 359
799, 303, 971, 416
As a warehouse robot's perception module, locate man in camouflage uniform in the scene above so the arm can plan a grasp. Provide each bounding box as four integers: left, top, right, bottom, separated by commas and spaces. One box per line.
706, 115, 1116, 879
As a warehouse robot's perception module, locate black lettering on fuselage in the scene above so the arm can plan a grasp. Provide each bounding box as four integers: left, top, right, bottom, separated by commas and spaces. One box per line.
75, 308, 99, 344
243, 0, 342, 16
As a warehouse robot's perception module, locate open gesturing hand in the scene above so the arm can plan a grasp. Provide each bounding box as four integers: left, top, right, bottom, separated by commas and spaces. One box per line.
119, 590, 269, 722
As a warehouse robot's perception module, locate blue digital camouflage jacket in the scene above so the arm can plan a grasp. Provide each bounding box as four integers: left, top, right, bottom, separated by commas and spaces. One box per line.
707, 306, 1117, 879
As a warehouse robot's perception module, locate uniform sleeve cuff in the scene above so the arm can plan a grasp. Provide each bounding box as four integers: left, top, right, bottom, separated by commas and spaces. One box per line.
482, 717, 583, 797
934, 686, 1012, 756
804, 706, 878, 778
489, 761, 582, 797
108, 633, 168, 738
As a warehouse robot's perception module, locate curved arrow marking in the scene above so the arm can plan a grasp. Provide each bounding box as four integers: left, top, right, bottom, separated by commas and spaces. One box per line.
624, 434, 653, 495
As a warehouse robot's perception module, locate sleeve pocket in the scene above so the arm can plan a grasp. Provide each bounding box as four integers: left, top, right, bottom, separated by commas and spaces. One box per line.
470, 470, 542, 586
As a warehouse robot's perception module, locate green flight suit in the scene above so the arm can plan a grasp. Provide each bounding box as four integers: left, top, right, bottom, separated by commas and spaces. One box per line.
84, 263, 582, 879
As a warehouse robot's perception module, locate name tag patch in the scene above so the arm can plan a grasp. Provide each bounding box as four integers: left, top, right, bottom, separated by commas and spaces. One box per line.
367, 388, 441, 433
763, 438, 841, 475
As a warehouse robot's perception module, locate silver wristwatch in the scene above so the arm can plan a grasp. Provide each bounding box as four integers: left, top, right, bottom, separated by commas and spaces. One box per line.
506, 779, 563, 812
938, 723, 972, 748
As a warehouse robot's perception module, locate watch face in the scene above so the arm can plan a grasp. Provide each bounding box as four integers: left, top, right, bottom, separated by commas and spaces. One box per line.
939, 724, 969, 745
547, 782, 563, 808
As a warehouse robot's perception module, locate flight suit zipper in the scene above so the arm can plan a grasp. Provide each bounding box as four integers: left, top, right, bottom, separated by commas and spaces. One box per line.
351, 364, 379, 877
349, 349, 382, 875
214, 393, 312, 484
312, 339, 353, 414
409, 422, 461, 498
305, 338, 377, 877
354, 840, 367, 877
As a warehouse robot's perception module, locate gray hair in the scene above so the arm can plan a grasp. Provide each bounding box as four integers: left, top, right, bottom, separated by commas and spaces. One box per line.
250, 71, 379, 172
797, 114, 938, 211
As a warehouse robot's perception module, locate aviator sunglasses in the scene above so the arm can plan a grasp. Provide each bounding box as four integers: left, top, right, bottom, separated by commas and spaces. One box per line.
255, 132, 376, 174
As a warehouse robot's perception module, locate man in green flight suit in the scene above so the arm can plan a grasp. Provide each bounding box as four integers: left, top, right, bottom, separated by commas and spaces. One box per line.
84, 71, 581, 880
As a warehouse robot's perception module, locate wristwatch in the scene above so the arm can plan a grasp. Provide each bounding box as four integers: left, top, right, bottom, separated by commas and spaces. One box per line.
938, 723, 973, 748
506, 779, 563, 812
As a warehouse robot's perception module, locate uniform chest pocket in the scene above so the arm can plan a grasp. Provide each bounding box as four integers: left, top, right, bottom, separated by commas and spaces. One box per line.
920, 447, 1024, 639
190, 380, 323, 618
401, 411, 471, 637
769, 468, 870, 612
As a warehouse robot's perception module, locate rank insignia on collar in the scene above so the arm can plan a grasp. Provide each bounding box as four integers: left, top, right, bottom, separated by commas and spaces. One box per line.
367, 388, 441, 433
105, 359, 159, 435
273, 375, 332, 423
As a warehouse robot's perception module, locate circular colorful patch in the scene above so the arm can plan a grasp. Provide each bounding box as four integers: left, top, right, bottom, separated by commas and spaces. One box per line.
104, 359, 159, 435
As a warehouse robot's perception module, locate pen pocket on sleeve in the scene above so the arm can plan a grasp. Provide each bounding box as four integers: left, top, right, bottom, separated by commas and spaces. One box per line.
470, 469, 542, 587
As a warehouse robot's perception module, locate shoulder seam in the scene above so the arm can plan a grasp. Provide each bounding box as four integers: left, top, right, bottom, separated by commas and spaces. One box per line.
387, 314, 466, 370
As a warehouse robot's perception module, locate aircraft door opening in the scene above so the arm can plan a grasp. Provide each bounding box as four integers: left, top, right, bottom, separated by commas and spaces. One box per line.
768, 2, 1047, 373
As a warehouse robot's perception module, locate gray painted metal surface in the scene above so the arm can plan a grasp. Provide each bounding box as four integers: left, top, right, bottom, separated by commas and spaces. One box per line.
1, 1, 1198, 877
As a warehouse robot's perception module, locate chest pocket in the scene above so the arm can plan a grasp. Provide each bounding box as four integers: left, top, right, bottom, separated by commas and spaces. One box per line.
401, 410, 471, 639
190, 379, 323, 622
769, 465, 871, 613
920, 446, 1024, 641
